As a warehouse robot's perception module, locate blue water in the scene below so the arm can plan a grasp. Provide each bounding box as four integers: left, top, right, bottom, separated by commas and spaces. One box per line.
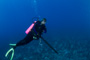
0, 0, 90, 60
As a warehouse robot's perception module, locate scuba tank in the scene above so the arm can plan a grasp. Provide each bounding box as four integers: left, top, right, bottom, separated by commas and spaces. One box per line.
25, 21, 37, 34
25, 17, 39, 34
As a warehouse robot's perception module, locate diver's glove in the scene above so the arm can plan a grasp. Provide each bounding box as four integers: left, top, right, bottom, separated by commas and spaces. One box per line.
5, 44, 16, 60
37, 33, 41, 38
33, 36, 38, 40
33, 33, 41, 40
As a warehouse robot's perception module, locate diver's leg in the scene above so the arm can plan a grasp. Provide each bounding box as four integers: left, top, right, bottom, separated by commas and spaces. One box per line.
12, 34, 33, 49
16, 38, 33, 46
5, 32, 33, 60
16, 36, 33, 48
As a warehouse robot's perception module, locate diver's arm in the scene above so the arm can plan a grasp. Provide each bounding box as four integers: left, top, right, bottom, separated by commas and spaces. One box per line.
44, 26, 47, 33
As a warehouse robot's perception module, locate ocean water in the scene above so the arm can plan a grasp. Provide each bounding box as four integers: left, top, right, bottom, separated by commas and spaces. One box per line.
0, 0, 90, 60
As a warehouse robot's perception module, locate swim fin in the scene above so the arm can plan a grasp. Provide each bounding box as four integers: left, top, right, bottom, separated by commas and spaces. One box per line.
5, 44, 16, 60
9, 43, 16, 47
5, 48, 14, 60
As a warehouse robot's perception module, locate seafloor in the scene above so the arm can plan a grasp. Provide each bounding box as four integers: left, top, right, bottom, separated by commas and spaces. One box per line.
12, 32, 90, 60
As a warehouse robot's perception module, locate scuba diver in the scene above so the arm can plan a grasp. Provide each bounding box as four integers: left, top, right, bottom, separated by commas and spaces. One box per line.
11, 18, 47, 49
5, 18, 58, 60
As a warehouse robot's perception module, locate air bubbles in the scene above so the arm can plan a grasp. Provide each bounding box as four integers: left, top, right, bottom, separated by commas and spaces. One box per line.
34, 0, 37, 3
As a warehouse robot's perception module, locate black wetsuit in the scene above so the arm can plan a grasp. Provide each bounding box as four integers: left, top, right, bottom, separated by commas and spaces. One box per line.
15, 21, 47, 49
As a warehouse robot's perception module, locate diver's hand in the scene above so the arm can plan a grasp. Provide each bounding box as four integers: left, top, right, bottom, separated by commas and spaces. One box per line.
37, 33, 41, 37
33, 36, 37, 40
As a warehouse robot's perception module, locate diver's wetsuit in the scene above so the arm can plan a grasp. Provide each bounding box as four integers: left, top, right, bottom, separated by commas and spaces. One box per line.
15, 21, 47, 49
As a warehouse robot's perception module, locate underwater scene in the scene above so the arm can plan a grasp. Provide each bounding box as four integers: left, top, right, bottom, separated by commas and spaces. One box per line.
0, 0, 90, 60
